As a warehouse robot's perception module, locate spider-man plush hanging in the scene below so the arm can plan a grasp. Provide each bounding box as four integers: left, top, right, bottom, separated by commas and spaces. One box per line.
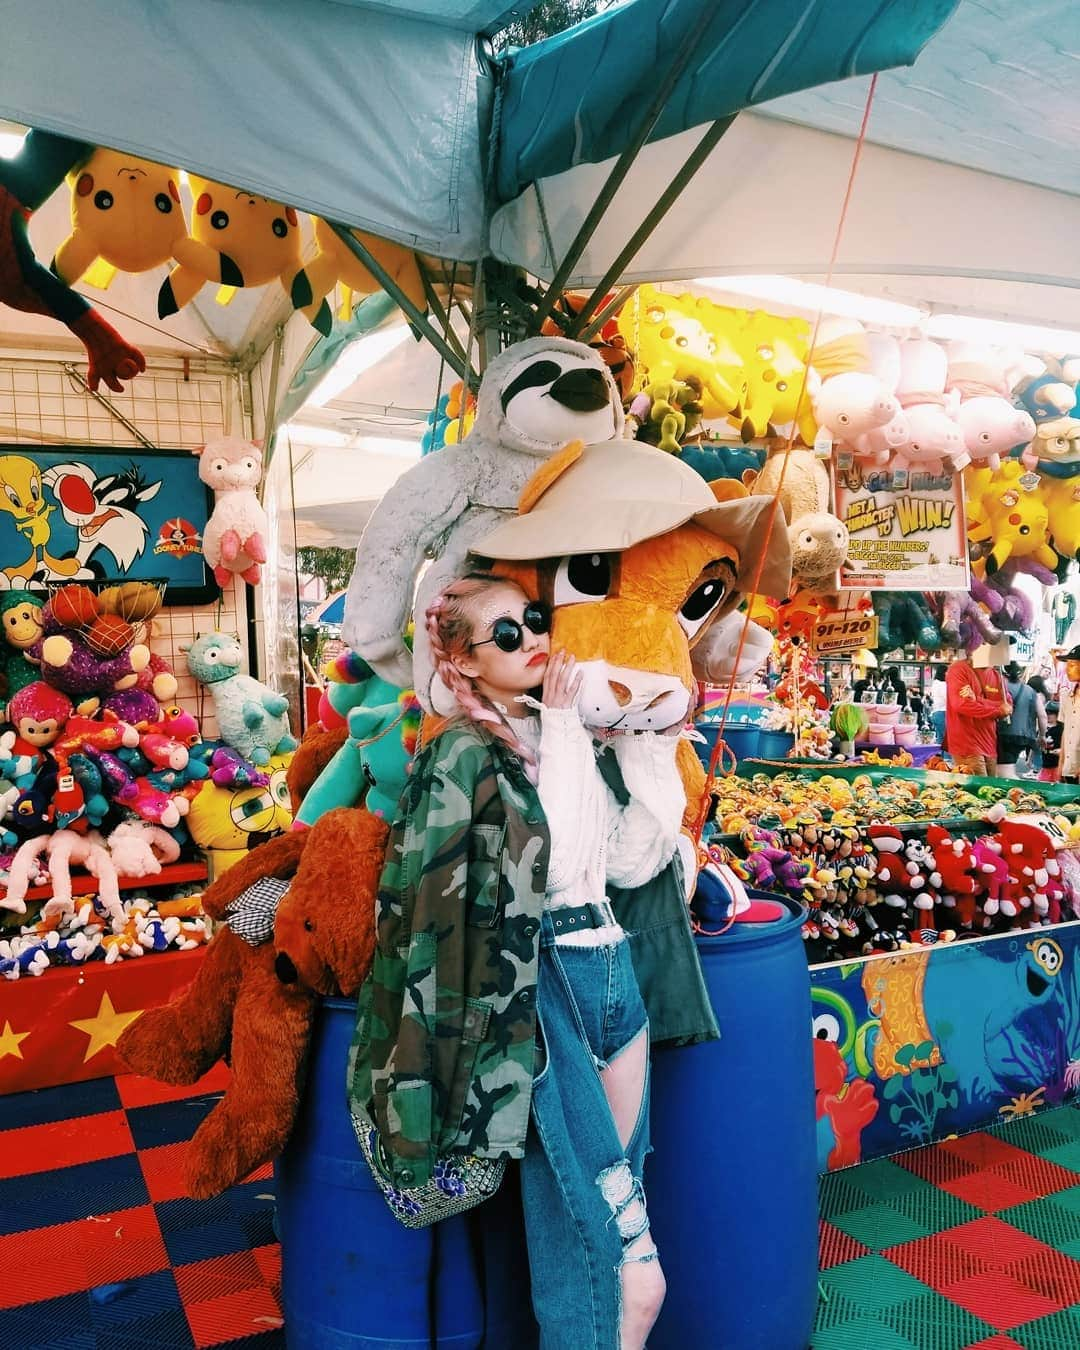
0, 129, 144, 392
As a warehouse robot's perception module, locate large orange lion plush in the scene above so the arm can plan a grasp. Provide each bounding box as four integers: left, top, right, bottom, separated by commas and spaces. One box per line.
117, 731, 386, 1198
473, 438, 791, 827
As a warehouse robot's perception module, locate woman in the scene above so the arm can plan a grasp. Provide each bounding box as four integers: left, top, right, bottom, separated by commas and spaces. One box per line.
1061, 645, 1080, 784
348, 572, 716, 1349
930, 664, 948, 746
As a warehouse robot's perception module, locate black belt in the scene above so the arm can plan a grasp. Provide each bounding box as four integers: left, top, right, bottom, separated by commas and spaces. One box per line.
546, 901, 617, 936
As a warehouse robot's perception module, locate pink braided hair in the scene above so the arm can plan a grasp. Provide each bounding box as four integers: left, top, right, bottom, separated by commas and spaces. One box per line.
425, 574, 539, 780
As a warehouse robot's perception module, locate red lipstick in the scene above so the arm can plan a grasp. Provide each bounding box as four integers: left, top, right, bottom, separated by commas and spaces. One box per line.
527, 652, 548, 668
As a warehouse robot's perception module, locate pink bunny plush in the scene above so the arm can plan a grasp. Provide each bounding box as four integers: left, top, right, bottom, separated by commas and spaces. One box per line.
194, 438, 269, 588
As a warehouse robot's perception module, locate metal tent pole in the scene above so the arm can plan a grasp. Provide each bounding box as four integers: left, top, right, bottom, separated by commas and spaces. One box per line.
566, 114, 736, 339
575, 283, 638, 345
328, 223, 477, 386
528, 0, 723, 333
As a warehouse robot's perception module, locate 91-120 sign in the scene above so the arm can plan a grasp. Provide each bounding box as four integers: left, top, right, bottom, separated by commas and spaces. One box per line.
810, 613, 879, 656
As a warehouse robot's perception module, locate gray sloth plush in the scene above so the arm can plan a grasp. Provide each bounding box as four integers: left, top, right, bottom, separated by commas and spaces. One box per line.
342, 336, 624, 708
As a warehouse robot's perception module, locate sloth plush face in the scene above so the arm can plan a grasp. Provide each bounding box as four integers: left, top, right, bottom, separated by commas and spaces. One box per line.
477, 336, 624, 456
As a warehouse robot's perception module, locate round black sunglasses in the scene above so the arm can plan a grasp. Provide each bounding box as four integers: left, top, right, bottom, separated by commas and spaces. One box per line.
470, 601, 551, 652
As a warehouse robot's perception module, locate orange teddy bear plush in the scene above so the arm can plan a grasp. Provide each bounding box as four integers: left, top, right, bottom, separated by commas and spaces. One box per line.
117, 731, 386, 1199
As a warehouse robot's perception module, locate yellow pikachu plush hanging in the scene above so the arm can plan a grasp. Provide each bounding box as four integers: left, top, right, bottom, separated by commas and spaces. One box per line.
52, 148, 188, 290
290, 217, 426, 335
158, 176, 303, 317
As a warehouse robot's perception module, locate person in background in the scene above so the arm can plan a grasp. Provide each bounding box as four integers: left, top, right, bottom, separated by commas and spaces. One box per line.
930, 663, 948, 746
1061, 645, 1080, 784
1024, 674, 1051, 775
879, 666, 908, 709
1041, 701, 1063, 782
997, 662, 1039, 778
945, 651, 1011, 777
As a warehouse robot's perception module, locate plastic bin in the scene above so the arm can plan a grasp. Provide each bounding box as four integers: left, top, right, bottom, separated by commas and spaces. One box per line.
695, 722, 760, 769
646, 896, 818, 1350
757, 729, 795, 760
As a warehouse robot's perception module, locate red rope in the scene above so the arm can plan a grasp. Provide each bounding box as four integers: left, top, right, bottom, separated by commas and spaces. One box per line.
691, 74, 880, 872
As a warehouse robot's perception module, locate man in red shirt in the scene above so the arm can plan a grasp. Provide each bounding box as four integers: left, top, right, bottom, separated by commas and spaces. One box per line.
945, 652, 1011, 776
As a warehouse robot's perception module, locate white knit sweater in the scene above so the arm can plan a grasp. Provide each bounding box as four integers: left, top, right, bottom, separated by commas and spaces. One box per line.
516, 707, 686, 947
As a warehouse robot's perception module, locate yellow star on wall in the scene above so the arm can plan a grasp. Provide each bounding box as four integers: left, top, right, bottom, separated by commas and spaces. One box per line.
69, 992, 144, 1062
0, 1019, 31, 1061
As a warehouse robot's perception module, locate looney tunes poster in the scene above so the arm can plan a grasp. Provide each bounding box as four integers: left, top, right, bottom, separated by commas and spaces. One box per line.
0, 446, 214, 603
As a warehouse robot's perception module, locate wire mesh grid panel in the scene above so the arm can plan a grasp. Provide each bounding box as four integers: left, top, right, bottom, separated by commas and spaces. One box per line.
0, 352, 250, 739
0, 355, 238, 449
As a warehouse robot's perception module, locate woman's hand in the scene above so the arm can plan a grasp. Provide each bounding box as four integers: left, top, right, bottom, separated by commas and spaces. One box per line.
542, 649, 583, 711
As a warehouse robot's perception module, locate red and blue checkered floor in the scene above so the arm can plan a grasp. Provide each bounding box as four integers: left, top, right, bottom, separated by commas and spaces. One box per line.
6, 1071, 1080, 1348
0, 1066, 283, 1349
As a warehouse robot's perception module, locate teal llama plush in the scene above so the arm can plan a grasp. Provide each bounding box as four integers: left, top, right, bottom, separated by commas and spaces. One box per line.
295, 653, 419, 826
181, 631, 298, 765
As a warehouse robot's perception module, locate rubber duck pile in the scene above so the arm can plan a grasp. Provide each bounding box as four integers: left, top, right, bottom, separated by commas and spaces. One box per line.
708, 789, 1080, 965
709, 771, 1059, 836
0, 583, 298, 979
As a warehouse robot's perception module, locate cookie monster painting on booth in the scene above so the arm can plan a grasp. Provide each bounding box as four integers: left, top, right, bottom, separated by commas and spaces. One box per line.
810, 930, 1080, 1169
0, 446, 215, 601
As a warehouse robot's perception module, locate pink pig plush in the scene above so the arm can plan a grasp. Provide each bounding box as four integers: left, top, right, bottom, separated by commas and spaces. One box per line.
893, 339, 967, 476
194, 438, 269, 588
809, 318, 902, 448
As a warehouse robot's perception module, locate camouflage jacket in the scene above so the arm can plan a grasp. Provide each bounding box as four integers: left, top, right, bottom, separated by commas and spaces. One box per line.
348, 723, 549, 1189
347, 723, 719, 1189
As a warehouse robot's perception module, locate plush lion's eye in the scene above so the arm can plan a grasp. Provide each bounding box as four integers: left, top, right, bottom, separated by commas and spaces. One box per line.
679, 576, 728, 639
552, 553, 613, 606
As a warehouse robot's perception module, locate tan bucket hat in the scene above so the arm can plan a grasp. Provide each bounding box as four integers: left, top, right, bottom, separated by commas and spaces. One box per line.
475, 439, 792, 599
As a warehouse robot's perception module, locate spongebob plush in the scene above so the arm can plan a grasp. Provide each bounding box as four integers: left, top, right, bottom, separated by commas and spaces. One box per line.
185, 752, 295, 876
618, 286, 746, 420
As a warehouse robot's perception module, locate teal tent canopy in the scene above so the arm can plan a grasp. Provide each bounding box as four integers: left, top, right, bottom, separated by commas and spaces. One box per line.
494, 0, 959, 203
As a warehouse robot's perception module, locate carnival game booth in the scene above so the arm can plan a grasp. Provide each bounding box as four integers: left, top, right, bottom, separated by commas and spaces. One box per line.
5, 2, 1080, 1348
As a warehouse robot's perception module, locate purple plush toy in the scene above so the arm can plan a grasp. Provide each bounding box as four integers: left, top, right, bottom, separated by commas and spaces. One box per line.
31, 610, 150, 712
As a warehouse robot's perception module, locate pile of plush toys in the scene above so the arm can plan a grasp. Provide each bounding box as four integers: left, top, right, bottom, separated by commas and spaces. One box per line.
0, 130, 427, 398
715, 801, 1080, 964
0, 581, 301, 979
601, 288, 1080, 663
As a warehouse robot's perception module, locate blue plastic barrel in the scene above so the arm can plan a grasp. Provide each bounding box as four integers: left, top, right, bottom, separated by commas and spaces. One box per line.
695, 722, 760, 769
646, 897, 817, 1350
276, 997, 486, 1349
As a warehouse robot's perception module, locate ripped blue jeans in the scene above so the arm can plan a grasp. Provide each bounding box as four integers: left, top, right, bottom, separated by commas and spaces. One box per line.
520, 912, 653, 1350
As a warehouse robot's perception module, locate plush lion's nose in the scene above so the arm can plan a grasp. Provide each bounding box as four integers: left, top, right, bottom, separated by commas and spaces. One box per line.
608, 681, 633, 707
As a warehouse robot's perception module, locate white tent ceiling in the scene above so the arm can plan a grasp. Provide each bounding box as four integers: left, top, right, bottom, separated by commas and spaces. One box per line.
490, 107, 1080, 329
